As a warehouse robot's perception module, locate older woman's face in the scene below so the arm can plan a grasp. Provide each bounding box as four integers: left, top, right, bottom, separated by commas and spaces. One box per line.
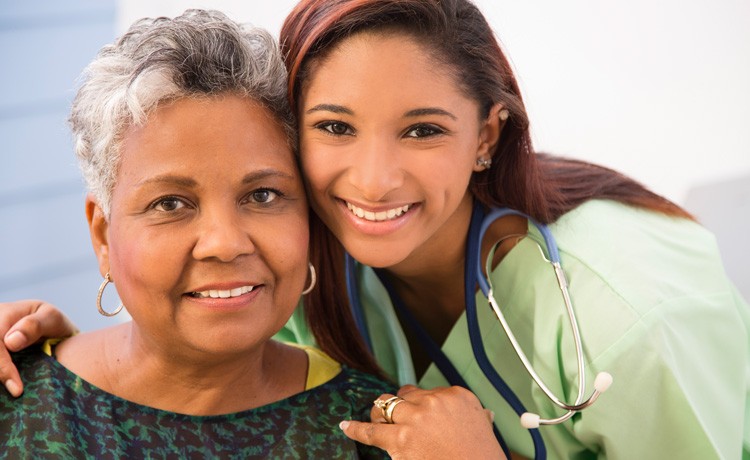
91, 95, 309, 356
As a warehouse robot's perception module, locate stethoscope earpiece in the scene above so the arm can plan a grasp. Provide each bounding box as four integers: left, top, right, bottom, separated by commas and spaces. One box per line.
594, 371, 614, 393
520, 371, 614, 429
477, 207, 613, 429
521, 412, 541, 429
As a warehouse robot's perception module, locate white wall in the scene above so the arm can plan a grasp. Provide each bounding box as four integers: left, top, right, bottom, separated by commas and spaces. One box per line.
118, 0, 750, 205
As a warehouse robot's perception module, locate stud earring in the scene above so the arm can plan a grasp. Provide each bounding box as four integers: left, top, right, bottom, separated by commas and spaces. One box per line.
499, 109, 509, 121
476, 157, 492, 170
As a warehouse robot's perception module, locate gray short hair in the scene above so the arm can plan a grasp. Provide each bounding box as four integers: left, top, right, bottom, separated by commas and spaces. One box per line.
70, 9, 294, 215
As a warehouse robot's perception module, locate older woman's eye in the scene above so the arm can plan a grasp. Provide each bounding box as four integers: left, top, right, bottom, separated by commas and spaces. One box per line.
317, 121, 354, 136
249, 189, 281, 204
405, 124, 444, 138
152, 197, 186, 212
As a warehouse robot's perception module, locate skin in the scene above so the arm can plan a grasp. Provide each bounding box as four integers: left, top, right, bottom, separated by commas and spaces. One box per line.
0, 29, 521, 460
50, 95, 310, 414
299, 31, 511, 458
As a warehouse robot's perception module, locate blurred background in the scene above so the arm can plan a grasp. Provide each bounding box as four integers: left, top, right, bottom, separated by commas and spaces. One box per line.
2, 0, 748, 331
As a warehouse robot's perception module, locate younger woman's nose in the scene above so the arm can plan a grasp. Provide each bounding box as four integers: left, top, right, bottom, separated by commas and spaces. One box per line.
348, 137, 404, 202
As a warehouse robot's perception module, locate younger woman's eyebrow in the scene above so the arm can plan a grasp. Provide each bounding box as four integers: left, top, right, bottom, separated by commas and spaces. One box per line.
305, 104, 457, 120
305, 103, 353, 115
404, 107, 457, 120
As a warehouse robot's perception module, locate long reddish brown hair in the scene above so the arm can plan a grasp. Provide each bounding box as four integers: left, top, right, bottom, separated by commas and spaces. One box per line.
283, 0, 693, 377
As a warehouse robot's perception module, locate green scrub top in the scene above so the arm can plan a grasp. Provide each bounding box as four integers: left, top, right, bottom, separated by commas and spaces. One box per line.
276, 200, 750, 459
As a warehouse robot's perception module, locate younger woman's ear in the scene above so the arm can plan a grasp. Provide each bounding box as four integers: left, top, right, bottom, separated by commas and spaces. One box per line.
476, 103, 509, 161
85, 194, 110, 277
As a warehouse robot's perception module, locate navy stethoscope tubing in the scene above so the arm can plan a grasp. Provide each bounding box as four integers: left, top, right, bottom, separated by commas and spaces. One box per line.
346, 202, 612, 460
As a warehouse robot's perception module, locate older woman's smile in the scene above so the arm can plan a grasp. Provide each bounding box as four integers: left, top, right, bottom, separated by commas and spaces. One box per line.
190, 284, 259, 299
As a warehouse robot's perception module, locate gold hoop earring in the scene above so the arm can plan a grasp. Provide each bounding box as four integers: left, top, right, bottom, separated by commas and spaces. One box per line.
302, 263, 317, 295
97, 272, 124, 317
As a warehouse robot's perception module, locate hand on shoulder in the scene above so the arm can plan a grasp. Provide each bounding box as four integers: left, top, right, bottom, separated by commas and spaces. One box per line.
0, 300, 77, 396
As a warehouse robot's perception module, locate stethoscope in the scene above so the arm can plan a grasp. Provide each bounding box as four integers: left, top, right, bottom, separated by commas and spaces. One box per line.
476, 207, 613, 429
346, 202, 613, 460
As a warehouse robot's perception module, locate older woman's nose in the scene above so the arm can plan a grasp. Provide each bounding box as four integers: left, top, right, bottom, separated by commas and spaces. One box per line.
192, 210, 255, 262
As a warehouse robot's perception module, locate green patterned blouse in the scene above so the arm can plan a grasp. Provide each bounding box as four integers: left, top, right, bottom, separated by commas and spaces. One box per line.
0, 347, 395, 459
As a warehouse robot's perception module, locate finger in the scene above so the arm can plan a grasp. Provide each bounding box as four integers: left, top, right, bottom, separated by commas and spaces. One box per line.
0, 300, 43, 397
370, 403, 385, 423
1, 299, 46, 351
339, 420, 398, 449
0, 345, 23, 397
5, 302, 78, 351
396, 384, 420, 397
370, 393, 397, 423
0, 300, 39, 336
371, 394, 409, 425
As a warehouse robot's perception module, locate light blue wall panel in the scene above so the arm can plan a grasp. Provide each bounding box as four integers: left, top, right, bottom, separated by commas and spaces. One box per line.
0, 21, 114, 112
0, 112, 79, 194
0, 193, 91, 282
0, 0, 122, 331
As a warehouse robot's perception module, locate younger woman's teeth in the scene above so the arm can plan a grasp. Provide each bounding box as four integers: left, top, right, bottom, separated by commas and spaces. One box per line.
193, 285, 255, 299
346, 202, 410, 222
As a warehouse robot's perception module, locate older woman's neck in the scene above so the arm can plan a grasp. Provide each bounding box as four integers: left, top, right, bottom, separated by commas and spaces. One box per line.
55, 324, 307, 415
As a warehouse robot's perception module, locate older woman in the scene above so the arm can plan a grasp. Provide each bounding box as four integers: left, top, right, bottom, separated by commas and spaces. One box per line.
0, 9, 393, 458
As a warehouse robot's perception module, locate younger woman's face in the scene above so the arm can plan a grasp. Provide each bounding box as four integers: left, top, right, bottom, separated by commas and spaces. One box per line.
298, 32, 496, 269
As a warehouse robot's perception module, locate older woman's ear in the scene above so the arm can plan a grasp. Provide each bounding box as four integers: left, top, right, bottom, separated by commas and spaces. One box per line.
85, 194, 110, 277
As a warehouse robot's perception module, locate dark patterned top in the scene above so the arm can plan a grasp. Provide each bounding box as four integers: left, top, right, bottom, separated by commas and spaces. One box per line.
0, 347, 395, 459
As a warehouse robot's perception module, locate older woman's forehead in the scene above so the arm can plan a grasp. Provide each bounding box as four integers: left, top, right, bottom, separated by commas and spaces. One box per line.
118, 95, 299, 182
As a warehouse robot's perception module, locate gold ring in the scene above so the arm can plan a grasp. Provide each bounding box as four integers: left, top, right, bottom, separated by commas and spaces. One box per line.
373, 396, 405, 424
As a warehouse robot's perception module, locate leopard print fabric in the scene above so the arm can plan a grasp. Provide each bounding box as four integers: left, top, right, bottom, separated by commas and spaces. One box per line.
0, 347, 395, 459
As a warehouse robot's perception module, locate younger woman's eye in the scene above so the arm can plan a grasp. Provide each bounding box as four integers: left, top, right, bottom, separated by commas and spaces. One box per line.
405, 124, 445, 138
316, 121, 354, 136
151, 196, 187, 212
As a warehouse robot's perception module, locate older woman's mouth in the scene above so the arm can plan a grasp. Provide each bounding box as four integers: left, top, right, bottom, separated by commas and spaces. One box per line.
190, 285, 257, 299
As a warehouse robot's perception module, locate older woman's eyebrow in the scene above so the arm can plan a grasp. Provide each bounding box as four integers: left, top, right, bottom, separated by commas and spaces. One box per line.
135, 175, 197, 188
404, 107, 457, 120
305, 103, 353, 115
241, 169, 297, 183
134, 170, 296, 188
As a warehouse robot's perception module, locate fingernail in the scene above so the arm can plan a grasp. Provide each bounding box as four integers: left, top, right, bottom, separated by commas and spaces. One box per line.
5, 331, 26, 350
339, 421, 350, 430
489, 411, 495, 422
5, 380, 21, 397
